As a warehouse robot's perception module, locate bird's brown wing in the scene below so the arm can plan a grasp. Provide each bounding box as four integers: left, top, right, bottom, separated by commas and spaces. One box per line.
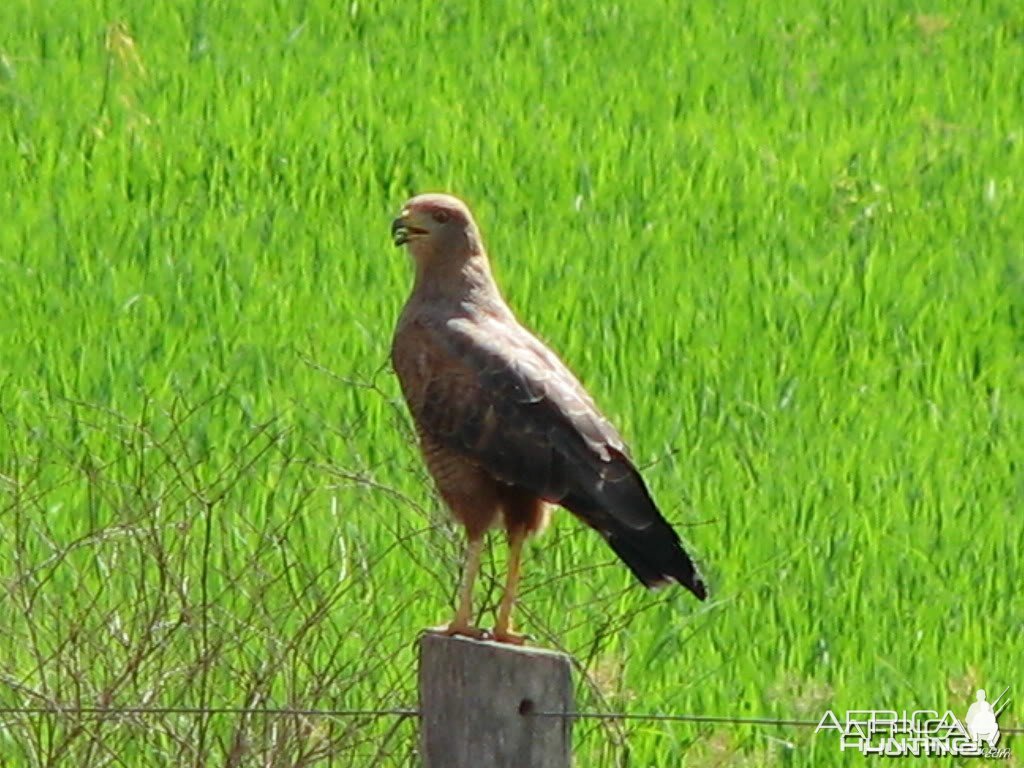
396, 313, 706, 598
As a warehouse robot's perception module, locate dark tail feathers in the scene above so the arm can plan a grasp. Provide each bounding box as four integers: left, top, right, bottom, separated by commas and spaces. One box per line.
604, 521, 707, 600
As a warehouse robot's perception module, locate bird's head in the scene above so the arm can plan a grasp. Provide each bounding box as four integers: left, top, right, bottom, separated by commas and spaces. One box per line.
391, 193, 483, 264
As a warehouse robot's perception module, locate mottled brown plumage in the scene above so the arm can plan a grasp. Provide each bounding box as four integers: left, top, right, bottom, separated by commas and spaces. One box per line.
390, 193, 706, 643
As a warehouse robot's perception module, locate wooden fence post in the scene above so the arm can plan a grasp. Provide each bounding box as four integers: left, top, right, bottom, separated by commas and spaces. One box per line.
418, 633, 573, 767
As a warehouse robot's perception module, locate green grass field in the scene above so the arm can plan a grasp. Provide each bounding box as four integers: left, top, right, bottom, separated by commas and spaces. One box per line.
2, 0, 1022, 765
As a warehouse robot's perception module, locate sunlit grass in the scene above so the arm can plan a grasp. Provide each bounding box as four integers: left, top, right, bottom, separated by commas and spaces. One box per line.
1, 1, 1021, 765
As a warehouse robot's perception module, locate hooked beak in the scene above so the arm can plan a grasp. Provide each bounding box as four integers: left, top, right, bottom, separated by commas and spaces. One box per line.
391, 215, 427, 247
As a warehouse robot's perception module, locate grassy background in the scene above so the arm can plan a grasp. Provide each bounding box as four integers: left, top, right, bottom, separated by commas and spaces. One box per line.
1, 0, 1022, 765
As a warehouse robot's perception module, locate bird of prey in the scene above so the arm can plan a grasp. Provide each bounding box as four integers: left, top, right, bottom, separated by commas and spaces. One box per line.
390, 193, 706, 644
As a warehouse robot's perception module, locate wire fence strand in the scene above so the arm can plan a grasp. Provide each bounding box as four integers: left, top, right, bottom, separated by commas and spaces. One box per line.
531, 711, 1024, 734
0, 707, 418, 718
0, 706, 1020, 734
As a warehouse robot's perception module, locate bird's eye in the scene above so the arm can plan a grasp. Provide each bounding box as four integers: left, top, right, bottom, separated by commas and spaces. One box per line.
432, 211, 450, 224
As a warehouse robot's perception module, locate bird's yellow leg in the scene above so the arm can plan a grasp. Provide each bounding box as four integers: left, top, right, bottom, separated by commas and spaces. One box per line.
493, 528, 527, 645
429, 535, 488, 640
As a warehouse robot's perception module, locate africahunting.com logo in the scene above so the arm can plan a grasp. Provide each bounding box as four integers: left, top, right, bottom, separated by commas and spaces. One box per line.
815, 686, 1012, 758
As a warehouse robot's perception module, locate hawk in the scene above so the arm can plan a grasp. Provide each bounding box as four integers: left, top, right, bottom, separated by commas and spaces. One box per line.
390, 193, 706, 644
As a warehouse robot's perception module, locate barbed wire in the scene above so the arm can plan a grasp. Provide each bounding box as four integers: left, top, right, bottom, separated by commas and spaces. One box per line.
0, 706, 1019, 734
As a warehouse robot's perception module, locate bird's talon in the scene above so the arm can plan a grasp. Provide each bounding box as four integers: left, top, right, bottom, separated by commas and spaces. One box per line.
492, 630, 529, 646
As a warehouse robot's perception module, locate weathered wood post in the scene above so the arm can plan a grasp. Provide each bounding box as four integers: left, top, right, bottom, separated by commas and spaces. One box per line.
418, 634, 573, 767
